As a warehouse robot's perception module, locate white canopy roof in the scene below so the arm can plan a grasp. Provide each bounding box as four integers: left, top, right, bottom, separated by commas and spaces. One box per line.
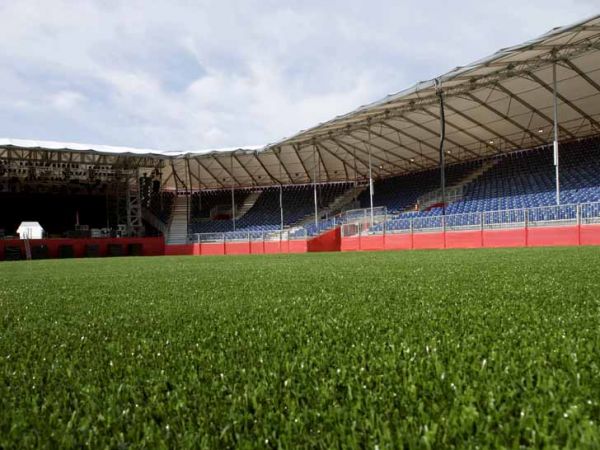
1, 14, 599, 190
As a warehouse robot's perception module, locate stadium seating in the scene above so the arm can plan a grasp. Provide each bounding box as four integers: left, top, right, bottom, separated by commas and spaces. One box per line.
189, 183, 352, 235
370, 137, 600, 232
147, 191, 175, 224
357, 160, 482, 214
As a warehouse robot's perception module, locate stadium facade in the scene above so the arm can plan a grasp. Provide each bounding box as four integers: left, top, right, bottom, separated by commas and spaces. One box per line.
1, 15, 600, 260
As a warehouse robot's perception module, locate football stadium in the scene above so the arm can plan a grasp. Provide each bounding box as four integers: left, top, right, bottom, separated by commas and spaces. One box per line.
2, 13, 600, 448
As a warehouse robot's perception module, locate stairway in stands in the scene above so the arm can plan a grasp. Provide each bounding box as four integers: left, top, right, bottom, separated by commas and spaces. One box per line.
324, 184, 367, 216
293, 184, 360, 228
413, 159, 500, 211
236, 190, 262, 219
166, 196, 189, 244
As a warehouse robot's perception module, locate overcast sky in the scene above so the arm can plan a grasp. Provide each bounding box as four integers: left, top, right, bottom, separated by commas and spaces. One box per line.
0, 1, 596, 152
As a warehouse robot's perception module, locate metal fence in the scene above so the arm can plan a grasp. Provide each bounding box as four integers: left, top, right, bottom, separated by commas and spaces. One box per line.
191, 228, 308, 244
191, 202, 600, 242
341, 201, 600, 237
342, 206, 387, 223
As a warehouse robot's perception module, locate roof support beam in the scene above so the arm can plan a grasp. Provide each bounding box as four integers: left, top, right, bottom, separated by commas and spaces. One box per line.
173, 160, 188, 191
185, 157, 194, 190
211, 155, 243, 186
314, 143, 331, 181
194, 157, 226, 188
292, 144, 311, 181
253, 152, 281, 184
331, 137, 397, 177
187, 162, 206, 189
562, 58, 600, 112
360, 124, 433, 167
317, 142, 351, 179
272, 148, 294, 183
346, 131, 411, 173
463, 92, 547, 145
381, 117, 477, 161
444, 102, 521, 149
526, 71, 600, 131
493, 83, 575, 139
421, 109, 492, 156
322, 139, 371, 178
233, 154, 259, 185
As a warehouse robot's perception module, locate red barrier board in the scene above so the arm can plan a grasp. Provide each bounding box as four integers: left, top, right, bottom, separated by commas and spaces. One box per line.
581, 225, 600, 245
382, 233, 411, 250
199, 243, 225, 255
288, 240, 308, 253
341, 224, 600, 252
0, 237, 164, 260
445, 230, 483, 249
307, 228, 341, 252
527, 226, 579, 247
340, 237, 360, 252
482, 228, 527, 248
250, 241, 265, 254
225, 242, 251, 255
413, 232, 445, 250
360, 235, 385, 251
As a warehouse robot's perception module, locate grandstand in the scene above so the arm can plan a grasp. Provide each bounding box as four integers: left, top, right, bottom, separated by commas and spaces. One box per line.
1, 14, 600, 260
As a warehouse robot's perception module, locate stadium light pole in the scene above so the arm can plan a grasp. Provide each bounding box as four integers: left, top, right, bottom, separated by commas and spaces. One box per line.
231, 154, 236, 231
367, 119, 374, 226
553, 61, 560, 205
436, 79, 447, 216
313, 142, 319, 229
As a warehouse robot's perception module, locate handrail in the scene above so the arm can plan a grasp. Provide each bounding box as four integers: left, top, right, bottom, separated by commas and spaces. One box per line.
188, 201, 600, 242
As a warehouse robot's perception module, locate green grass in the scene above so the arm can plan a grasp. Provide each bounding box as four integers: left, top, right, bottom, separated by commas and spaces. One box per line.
2, 248, 600, 449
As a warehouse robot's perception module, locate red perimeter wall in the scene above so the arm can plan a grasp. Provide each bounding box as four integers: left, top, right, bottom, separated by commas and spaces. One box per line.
164, 239, 310, 257
0, 237, 165, 260
341, 224, 600, 252
165, 230, 341, 257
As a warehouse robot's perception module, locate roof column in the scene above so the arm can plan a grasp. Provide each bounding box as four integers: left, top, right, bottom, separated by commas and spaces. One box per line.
436, 79, 447, 216
231, 153, 236, 231
367, 119, 374, 226
553, 61, 560, 205
312, 141, 319, 230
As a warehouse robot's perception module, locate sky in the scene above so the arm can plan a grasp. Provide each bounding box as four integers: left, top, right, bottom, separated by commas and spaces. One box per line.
0, 0, 597, 152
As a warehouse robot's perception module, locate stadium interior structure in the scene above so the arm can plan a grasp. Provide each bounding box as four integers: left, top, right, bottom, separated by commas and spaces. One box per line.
1, 15, 600, 260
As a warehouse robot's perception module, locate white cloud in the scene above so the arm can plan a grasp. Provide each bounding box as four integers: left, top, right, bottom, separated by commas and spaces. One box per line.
50, 90, 86, 111
0, 0, 596, 151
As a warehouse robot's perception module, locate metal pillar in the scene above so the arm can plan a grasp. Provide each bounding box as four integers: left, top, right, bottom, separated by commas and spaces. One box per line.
313, 143, 319, 229
553, 62, 560, 205
436, 79, 447, 215
231, 155, 236, 231
353, 143, 358, 205
279, 184, 284, 232
367, 121, 374, 226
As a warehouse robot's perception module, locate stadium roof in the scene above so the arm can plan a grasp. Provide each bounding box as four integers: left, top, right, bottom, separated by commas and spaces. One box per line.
1, 14, 600, 190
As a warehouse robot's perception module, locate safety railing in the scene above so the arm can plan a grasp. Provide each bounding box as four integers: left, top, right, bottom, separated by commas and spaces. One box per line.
417, 185, 464, 209
341, 201, 600, 237
191, 228, 308, 244
342, 206, 387, 223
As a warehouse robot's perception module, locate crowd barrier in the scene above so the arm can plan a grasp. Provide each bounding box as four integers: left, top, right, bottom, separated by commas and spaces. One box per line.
341, 202, 600, 251
0, 237, 165, 261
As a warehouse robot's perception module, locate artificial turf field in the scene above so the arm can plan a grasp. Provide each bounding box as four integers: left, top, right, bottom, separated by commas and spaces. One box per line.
1, 247, 600, 449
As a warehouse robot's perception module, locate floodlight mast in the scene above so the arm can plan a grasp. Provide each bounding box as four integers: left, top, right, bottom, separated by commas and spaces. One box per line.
553, 60, 560, 205
436, 78, 447, 217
